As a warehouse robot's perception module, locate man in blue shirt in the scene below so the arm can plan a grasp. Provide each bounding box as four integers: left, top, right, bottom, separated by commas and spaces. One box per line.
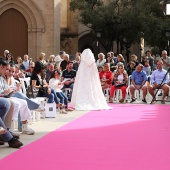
129, 64, 148, 103
148, 60, 169, 104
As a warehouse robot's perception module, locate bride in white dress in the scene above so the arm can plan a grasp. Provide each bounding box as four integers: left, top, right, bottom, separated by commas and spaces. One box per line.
71, 48, 111, 110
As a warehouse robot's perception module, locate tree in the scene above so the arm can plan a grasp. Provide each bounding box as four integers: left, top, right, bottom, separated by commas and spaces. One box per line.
70, 0, 170, 55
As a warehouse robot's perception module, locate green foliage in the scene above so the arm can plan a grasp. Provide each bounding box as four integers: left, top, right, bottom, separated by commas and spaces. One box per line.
70, 0, 170, 51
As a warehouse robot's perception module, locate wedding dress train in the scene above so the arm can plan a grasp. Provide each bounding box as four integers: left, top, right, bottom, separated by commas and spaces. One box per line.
71, 49, 111, 110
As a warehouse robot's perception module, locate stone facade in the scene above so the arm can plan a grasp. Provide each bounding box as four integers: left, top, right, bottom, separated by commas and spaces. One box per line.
0, 0, 61, 61
0, 0, 142, 61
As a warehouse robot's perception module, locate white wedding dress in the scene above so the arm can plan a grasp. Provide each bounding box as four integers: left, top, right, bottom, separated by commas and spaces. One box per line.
71, 49, 111, 110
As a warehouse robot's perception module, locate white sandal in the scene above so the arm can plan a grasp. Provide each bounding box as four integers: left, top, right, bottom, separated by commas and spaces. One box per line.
0, 126, 6, 135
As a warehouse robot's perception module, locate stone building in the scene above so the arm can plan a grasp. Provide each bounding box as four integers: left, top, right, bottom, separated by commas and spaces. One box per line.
0, 0, 142, 62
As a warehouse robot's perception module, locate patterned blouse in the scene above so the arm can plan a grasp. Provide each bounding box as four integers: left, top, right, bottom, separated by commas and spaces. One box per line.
113, 71, 128, 85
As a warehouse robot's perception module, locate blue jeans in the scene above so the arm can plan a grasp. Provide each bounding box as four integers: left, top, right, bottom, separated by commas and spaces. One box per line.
0, 98, 13, 142
62, 83, 74, 100
56, 92, 68, 108
0, 98, 11, 121
13, 92, 40, 110
37, 88, 59, 104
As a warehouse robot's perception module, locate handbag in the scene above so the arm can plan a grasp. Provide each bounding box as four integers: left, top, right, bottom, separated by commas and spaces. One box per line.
115, 83, 126, 87
26, 85, 37, 98
39, 86, 48, 97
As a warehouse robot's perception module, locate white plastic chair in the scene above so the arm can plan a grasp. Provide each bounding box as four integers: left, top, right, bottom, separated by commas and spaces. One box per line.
104, 88, 110, 102
63, 88, 72, 97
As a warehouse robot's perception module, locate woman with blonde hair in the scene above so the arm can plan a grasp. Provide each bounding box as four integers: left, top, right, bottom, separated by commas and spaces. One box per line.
109, 64, 128, 103
39, 52, 47, 65
49, 55, 55, 64
96, 53, 106, 68
99, 63, 113, 92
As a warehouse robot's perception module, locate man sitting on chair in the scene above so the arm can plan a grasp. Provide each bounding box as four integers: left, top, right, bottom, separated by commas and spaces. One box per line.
129, 64, 148, 103
61, 61, 76, 101
148, 60, 169, 104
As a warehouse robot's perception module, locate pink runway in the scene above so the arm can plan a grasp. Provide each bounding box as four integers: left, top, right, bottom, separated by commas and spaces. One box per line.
1, 104, 170, 170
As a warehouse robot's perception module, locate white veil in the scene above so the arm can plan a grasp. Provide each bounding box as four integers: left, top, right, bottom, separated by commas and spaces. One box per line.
71, 49, 110, 110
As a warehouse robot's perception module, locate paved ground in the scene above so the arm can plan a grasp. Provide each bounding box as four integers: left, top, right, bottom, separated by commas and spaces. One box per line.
0, 109, 88, 159
0, 94, 169, 159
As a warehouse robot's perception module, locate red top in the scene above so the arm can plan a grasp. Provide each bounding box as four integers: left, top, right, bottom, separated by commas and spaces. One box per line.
99, 71, 113, 85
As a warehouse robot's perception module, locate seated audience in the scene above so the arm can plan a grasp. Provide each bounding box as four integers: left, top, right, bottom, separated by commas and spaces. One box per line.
45, 63, 54, 83
15, 56, 23, 69
148, 60, 169, 104
145, 50, 154, 71
109, 64, 128, 103
0, 98, 23, 148
110, 52, 117, 63
96, 53, 106, 68
161, 50, 170, 71
127, 61, 136, 76
21, 54, 30, 71
6, 65, 43, 112
98, 66, 103, 73
116, 54, 127, 70
54, 51, 65, 69
6, 53, 14, 66
129, 54, 139, 68
49, 69, 73, 113
106, 53, 116, 72
143, 60, 151, 76
48, 55, 56, 65
60, 54, 69, 71
99, 63, 112, 92
129, 64, 148, 103
31, 61, 60, 107
13, 65, 25, 81
61, 61, 76, 101
0, 60, 35, 135
73, 52, 81, 71
25, 62, 35, 77
4, 50, 9, 59
38, 52, 47, 65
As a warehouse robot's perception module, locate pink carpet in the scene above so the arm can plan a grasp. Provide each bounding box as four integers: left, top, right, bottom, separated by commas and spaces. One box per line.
1, 104, 170, 170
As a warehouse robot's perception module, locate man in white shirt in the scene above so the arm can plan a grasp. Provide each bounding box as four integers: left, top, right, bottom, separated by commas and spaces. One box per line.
161, 50, 170, 71
54, 51, 65, 69
21, 54, 30, 71
148, 60, 169, 104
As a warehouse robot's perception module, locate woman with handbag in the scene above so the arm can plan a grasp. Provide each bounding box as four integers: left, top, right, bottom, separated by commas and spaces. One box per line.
31, 62, 60, 107
109, 65, 128, 103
